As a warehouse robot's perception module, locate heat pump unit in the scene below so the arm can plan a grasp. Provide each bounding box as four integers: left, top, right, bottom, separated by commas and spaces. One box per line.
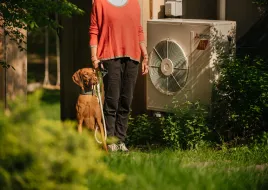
146, 19, 236, 112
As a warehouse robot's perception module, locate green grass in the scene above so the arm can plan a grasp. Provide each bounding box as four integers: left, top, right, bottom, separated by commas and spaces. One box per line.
87, 148, 268, 190
39, 89, 60, 120
41, 89, 268, 190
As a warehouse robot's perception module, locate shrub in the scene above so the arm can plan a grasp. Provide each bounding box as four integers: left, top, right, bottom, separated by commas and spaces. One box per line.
159, 101, 210, 150
211, 56, 268, 144
0, 91, 124, 190
126, 114, 162, 147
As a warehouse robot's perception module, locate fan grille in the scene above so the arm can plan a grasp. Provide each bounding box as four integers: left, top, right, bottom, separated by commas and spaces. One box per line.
149, 39, 188, 96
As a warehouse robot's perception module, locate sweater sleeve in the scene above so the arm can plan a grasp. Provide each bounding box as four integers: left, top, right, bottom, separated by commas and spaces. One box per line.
89, 0, 101, 47
139, 25, 145, 43
137, 1, 145, 43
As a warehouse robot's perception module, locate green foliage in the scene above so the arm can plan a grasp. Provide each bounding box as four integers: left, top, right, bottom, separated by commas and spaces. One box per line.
253, 0, 268, 6
126, 114, 162, 146
160, 101, 210, 149
0, 0, 84, 58
251, 131, 268, 148
0, 91, 124, 190
211, 56, 268, 143
127, 101, 210, 150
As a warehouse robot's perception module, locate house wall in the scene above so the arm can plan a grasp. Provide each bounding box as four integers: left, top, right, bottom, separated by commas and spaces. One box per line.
226, 0, 260, 39
60, 0, 262, 119
183, 0, 217, 19
60, 0, 92, 120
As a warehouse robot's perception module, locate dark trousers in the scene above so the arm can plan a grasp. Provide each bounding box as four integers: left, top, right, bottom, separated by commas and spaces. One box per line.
102, 58, 139, 142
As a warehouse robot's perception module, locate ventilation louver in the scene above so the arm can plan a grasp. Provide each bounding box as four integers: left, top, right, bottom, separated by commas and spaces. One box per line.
149, 39, 188, 96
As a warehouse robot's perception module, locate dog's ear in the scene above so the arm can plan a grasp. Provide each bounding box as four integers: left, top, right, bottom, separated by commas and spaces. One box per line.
72, 69, 84, 89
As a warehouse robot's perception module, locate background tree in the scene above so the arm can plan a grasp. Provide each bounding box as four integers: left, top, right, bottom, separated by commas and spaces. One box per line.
0, 0, 84, 68
43, 26, 51, 87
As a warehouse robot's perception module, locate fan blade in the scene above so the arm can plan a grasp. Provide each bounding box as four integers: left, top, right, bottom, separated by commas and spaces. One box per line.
149, 39, 188, 95
167, 75, 179, 93
150, 50, 162, 67
155, 75, 167, 90
168, 41, 186, 68
174, 67, 188, 70
171, 73, 183, 89
155, 40, 167, 59
167, 39, 169, 59
149, 65, 160, 68
173, 69, 188, 86
153, 47, 163, 61
167, 76, 169, 93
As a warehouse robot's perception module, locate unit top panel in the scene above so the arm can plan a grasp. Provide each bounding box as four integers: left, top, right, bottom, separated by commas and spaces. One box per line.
148, 19, 236, 26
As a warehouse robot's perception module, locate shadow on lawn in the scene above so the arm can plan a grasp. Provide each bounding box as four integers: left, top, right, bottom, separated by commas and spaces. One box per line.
40, 89, 60, 104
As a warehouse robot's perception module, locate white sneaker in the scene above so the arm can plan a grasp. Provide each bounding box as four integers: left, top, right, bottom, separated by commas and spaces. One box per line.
108, 143, 119, 152
118, 142, 129, 152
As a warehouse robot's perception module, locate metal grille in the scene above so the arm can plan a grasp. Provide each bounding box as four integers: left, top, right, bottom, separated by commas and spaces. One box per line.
149, 39, 188, 96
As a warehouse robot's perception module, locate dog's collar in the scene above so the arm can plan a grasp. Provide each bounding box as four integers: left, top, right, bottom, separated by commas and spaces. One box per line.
80, 89, 97, 96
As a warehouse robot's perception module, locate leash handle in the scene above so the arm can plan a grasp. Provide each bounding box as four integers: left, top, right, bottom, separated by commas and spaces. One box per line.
98, 62, 108, 77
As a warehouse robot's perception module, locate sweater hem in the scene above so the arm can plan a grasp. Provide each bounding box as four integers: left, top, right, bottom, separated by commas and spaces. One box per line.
99, 55, 140, 63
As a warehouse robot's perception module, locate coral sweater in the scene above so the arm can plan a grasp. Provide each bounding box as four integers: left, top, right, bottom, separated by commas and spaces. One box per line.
89, 0, 145, 62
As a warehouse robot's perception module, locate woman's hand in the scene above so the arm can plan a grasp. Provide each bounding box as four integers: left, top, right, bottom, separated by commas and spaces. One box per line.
140, 42, 149, 75
92, 59, 100, 69
142, 56, 149, 75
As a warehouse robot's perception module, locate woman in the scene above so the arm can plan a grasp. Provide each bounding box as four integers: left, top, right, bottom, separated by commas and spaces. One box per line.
89, 0, 149, 152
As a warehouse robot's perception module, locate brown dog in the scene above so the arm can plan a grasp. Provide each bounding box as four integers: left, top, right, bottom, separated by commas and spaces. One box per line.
72, 68, 107, 152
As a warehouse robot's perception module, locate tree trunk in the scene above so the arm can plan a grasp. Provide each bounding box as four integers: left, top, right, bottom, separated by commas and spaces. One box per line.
43, 26, 51, 86
56, 13, 60, 87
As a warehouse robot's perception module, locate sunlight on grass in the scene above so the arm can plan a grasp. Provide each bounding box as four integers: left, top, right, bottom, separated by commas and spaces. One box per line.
36, 89, 268, 190
39, 89, 60, 120
89, 149, 268, 190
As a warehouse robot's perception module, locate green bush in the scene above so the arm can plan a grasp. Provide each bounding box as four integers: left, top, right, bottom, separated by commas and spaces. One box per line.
0, 91, 124, 190
126, 114, 162, 147
252, 0, 268, 6
212, 56, 268, 144
251, 131, 268, 149
126, 101, 210, 150
160, 101, 210, 149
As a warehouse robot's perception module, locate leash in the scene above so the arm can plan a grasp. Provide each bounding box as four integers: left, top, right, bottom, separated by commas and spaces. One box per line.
94, 63, 108, 144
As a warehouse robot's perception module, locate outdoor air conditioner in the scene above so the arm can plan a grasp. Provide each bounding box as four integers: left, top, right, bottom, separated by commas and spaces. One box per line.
146, 19, 236, 112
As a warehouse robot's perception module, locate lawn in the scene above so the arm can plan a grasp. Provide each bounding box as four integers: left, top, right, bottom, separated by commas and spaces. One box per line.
40, 89, 268, 190
89, 149, 268, 190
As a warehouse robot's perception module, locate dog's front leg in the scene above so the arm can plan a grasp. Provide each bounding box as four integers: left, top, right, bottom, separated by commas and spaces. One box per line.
76, 102, 86, 134
78, 119, 83, 133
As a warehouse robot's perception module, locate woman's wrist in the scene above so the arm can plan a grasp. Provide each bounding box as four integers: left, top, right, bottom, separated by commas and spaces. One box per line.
91, 55, 98, 61
143, 54, 149, 60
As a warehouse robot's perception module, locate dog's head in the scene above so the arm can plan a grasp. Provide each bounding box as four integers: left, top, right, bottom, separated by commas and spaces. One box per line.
72, 68, 98, 90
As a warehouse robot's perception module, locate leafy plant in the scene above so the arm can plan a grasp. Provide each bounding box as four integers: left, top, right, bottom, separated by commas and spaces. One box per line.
126, 114, 162, 147
160, 101, 210, 150
253, 0, 268, 6
211, 55, 268, 144
251, 131, 268, 149
0, 90, 124, 190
